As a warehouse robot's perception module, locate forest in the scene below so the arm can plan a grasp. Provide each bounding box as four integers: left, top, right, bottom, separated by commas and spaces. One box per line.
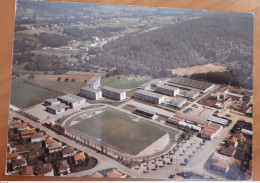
89, 12, 253, 89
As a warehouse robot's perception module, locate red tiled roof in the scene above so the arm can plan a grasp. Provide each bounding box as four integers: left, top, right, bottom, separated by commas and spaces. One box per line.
106, 169, 122, 178
17, 123, 28, 129
45, 137, 54, 144
61, 146, 74, 155
7, 152, 18, 159
21, 129, 36, 136
201, 129, 215, 136
90, 172, 104, 178
48, 142, 62, 150
31, 132, 44, 139
228, 136, 238, 144
213, 161, 229, 169
174, 175, 184, 180
21, 166, 34, 176
9, 120, 21, 125
233, 132, 244, 138
74, 152, 86, 161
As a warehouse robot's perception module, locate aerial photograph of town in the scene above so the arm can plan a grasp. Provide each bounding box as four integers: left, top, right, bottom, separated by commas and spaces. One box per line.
6, 0, 253, 180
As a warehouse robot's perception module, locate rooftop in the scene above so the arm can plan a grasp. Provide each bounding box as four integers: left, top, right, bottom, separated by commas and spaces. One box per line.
213, 161, 229, 169
208, 116, 228, 125
186, 90, 200, 95
58, 94, 85, 103
12, 158, 26, 166
135, 89, 165, 99
44, 98, 60, 103
169, 77, 214, 90
21, 166, 34, 176
48, 142, 62, 150
57, 160, 69, 171
90, 172, 104, 178
21, 129, 36, 136
87, 77, 100, 85
174, 113, 208, 126
46, 103, 69, 111
17, 123, 28, 129
135, 108, 156, 115
74, 152, 86, 161
7, 152, 18, 159
106, 169, 122, 178
171, 97, 187, 104
9, 120, 21, 125
102, 86, 124, 94
45, 137, 54, 144
156, 84, 178, 91
31, 132, 44, 139
81, 86, 101, 93
61, 146, 74, 155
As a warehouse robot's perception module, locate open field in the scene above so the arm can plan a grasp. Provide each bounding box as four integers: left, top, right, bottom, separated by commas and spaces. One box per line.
20, 74, 96, 83
71, 110, 166, 155
169, 64, 227, 76
27, 80, 86, 94
10, 83, 62, 108
101, 76, 151, 89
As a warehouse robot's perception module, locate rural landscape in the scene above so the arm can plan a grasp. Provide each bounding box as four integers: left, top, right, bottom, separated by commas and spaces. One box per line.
6, 0, 253, 180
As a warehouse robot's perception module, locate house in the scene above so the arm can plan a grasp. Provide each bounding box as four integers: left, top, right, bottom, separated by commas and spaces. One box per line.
209, 93, 220, 100
185, 90, 200, 99
200, 124, 221, 140
17, 123, 28, 131
134, 89, 165, 104
12, 158, 27, 169
102, 86, 126, 101
80, 87, 102, 100
57, 160, 70, 175
170, 97, 187, 108
6, 152, 19, 163
90, 172, 104, 178
173, 175, 184, 180
61, 146, 75, 158
9, 120, 22, 128
242, 92, 253, 102
45, 137, 54, 147
74, 152, 86, 164
36, 163, 54, 176
207, 116, 228, 126
31, 132, 45, 143
241, 129, 253, 136
48, 142, 62, 153
106, 169, 123, 178
155, 85, 179, 96
211, 161, 229, 173
44, 98, 60, 106
20, 166, 34, 176
21, 129, 36, 138
219, 145, 236, 157
227, 136, 238, 147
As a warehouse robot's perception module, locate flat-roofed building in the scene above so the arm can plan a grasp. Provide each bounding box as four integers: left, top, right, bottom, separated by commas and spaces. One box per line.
134, 89, 165, 104
179, 121, 202, 132
138, 79, 163, 90
208, 116, 229, 126
185, 90, 200, 99
101, 86, 126, 101
155, 85, 179, 96
86, 77, 100, 89
133, 108, 157, 120
80, 87, 102, 100
44, 98, 60, 106
211, 161, 229, 173
170, 97, 187, 108
174, 113, 208, 126
46, 103, 69, 115
168, 77, 215, 93
57, 94, 86, 108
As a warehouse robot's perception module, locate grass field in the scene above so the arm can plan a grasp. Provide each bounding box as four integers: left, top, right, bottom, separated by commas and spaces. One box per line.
10, 83, 62, 108
101, 77, 151, 89
71, 110, 166, 155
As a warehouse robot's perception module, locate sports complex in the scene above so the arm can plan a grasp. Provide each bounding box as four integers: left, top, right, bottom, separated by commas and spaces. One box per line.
63, 106, 180, 160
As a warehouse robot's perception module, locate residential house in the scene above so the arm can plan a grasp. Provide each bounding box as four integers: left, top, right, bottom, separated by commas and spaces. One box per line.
74, 152, 86, 164
36, 163, 54, 176
45, 137, 54, 147
219, 145, 236, 157
211, 161, 229, 173
31, 132, 45, 143
106, 169, 123, 178
227, 136, 238, 148
57, 160, 70, 175
6, 152, 19, 163
48, 142, 62, 153
12, 158, 27, 169
17, 123, 28, 131
20, 166, 34, 176
90, 172, 104, 178
9, 120, 22, 128
21, 129, 36, 138
61, 146, 75, 158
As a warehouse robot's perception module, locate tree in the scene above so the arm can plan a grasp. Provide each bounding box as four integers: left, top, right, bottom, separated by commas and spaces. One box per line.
28, 74, 35, 79
57, 77, 61, 81
71, 78, 76, 82
64, 78, 70, 82
170, 158, 173, 164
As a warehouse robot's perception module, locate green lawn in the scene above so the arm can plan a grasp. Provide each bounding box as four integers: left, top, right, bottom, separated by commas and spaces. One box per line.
71, 111, 166, 155
10, 83, 62, 108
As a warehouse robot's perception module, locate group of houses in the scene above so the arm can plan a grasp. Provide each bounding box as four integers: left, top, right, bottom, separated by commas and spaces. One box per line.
7, 117, 89, 176
89, 169, 126, 179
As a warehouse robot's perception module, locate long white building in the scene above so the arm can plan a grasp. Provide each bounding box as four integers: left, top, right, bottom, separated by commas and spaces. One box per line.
155, 85, 179, 96
80, 86, 102, 100
134, 89, 165, 104
101, 86, 126, 101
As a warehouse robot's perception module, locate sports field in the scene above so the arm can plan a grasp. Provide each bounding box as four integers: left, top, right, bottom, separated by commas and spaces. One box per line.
71, 111, 166, 155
